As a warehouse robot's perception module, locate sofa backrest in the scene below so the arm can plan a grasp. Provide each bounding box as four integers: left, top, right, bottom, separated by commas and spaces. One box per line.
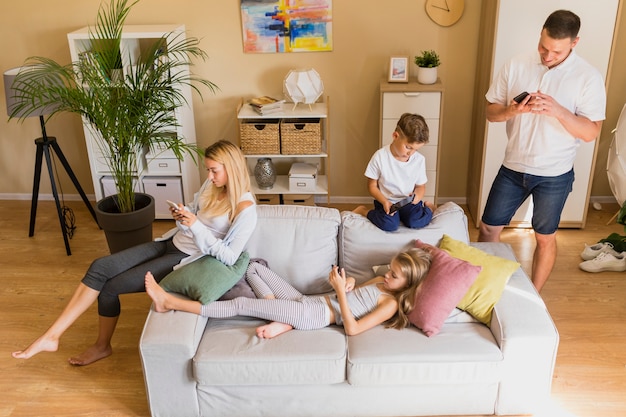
246, 204, 341, 294
340, 202, 470, 283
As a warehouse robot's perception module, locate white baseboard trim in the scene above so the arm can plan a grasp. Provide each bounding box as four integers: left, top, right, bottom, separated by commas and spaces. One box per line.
0, 193, 97, 202
2, 193, 617, 207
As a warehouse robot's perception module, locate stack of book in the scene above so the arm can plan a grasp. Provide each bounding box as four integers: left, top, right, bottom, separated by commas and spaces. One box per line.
248, 96, 285, 115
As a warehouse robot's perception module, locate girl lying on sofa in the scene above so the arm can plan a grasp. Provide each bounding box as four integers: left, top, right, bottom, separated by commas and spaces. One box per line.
144, 248, 431, 339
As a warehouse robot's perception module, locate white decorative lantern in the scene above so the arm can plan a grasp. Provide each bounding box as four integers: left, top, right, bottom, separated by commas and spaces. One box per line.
283, 68, 324, 111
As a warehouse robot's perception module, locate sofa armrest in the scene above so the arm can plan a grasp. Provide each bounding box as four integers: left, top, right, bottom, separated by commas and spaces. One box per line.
473, 243, 559, 415
139, 306, 208, 417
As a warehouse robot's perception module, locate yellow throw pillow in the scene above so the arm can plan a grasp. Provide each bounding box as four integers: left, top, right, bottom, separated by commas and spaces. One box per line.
439, 235, 520, 325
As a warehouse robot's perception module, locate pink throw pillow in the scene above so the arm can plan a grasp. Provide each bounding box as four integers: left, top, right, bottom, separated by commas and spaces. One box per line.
408, 240, 481, 337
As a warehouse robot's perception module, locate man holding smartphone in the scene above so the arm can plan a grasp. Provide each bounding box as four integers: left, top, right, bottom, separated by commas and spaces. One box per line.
479, 10, 606, 292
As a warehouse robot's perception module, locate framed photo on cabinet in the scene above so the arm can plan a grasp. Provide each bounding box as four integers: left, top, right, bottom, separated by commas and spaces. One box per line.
388, 56, 409, 83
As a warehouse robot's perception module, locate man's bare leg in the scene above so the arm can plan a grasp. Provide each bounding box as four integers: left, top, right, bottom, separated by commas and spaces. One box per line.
68, 315, 118, 366
478, 222, 504, 242
531, 232, 557, 293
256, 322, 293, 339
145, 272, 202, 315
12, 283, 100, 360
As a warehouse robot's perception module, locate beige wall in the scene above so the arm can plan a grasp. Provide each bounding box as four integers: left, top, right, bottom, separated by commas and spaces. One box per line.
1, 0, 624, 202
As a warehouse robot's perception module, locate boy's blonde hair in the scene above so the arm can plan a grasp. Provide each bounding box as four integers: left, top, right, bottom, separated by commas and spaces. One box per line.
386, 247, 432, 329
395, 113, 429, 144
198, 140, 252, 221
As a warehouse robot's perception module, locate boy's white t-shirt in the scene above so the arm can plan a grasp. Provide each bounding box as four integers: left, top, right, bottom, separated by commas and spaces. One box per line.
364, 145, 427, 203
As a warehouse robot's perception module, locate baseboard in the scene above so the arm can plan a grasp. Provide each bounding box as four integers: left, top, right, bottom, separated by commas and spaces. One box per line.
0, 193, 97, 202
2, 193, 617, 207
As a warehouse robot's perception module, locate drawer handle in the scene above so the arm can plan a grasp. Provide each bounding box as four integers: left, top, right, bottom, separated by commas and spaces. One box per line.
404, 93, 421, 97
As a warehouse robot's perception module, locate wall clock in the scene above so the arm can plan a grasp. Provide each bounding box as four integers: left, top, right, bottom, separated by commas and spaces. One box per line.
425, 0, 464, 27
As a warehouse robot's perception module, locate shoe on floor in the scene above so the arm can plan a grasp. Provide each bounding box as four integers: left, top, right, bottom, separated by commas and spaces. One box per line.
580, 242, 620, 261
579, 252, 626, 273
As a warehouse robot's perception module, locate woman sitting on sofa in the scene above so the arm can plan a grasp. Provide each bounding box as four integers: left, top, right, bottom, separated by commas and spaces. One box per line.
12, 140, 257, 365
144, 248, 431, 339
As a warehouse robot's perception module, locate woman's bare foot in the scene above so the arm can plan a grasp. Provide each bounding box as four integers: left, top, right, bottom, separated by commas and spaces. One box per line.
68, 344, 113, 366
145, 271, 172, 313
352, 206, 369, 217
12, 335, 59, 359
256, 322, 293, 339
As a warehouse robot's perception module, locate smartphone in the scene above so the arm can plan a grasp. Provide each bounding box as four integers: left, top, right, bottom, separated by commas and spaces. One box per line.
389, 194, 415, 214
166, 200, 181, 211
513, 91, 529, 103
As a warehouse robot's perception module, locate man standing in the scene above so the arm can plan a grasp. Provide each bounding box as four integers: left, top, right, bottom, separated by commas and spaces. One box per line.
478, 10, 606, 292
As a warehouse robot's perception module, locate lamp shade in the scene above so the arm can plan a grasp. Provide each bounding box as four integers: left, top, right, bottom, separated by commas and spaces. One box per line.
4, 66, 59, 118
283, 68, 324, 106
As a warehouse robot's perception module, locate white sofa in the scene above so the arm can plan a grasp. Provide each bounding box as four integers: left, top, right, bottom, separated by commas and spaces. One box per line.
139, 203, 559, 417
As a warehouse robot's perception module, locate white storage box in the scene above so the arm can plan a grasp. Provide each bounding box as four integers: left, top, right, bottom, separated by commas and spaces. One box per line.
142, 177, 184, 219
100, 176, 141, 198
289, 163, 317, 192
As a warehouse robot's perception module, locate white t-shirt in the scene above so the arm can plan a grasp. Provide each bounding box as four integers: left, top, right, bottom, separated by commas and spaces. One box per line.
486, 49, 606, 176
364, 145, 427, 202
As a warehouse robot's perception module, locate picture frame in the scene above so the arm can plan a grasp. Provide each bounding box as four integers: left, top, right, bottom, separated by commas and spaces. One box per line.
388, 56, 409, 83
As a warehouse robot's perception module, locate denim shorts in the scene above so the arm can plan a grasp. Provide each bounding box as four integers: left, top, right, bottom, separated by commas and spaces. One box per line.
481, 166, 574, 235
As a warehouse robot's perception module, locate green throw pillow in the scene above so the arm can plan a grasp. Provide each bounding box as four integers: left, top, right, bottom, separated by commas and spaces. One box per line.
160, 252, 250, 304
439, 235, 520, 326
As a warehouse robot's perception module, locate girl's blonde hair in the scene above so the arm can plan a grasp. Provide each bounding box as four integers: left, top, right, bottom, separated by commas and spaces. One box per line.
198, 140, 252, 221
386, 247, 432, 329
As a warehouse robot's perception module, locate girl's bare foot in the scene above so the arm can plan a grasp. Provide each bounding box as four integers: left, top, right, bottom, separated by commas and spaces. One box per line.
68, 344, 113, 366
145, 271, 172, 313
12, 335, 59, 359
256, 322, 293, 339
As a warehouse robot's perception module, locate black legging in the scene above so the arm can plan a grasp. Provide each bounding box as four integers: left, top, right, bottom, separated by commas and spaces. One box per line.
81, 239, 187, 317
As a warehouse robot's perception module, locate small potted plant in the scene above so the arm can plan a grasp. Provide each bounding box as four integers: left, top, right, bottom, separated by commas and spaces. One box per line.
414, 50, 441, 84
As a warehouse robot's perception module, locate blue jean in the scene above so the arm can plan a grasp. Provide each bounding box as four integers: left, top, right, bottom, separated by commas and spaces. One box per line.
481, 166, 574, 235
82, 239, 187, 317
367, 200, 433, 232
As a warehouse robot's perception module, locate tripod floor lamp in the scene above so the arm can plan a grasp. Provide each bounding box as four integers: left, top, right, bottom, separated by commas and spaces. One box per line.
4, 67, 97, 256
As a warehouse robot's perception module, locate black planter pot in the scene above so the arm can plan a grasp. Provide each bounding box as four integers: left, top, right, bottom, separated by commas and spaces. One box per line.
95, 193, 156, 254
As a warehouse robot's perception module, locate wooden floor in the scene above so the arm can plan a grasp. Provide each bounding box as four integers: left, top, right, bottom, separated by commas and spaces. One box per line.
1, 199, 625, 417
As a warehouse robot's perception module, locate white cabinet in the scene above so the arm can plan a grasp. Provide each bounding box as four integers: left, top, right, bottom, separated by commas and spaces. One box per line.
380, 80, 444, 204
467, 1, 620, 228
236, 99, 330, 204
67, 24, 201, 219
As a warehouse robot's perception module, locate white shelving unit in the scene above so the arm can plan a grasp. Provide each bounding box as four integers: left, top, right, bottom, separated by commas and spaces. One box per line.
237, 99, 330, 204
67, 24, 201, 219
379, 80, 444, 204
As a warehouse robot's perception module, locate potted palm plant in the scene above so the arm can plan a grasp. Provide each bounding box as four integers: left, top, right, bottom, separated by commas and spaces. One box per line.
414, 49, 441, 85
8, 0, 217, 252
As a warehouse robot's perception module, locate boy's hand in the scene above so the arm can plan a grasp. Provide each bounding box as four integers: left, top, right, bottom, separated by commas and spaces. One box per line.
383, 200, 395, 215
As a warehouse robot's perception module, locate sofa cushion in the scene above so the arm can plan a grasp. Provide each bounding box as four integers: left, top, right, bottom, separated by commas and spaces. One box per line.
159, 251, 250, 304
440, 235, 521, 325
193, 317, 347, 386
346, 323, 502, 386
340, 202, 470, 283
245, 205, 341, 294
408, 240, 481, 336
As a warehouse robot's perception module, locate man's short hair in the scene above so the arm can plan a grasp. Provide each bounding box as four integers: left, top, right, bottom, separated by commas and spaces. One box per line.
543, 9, 580, 40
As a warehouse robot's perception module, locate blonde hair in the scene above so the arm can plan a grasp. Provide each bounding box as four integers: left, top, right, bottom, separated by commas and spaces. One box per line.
197, 140, 252, 221
386, 248, 432, 329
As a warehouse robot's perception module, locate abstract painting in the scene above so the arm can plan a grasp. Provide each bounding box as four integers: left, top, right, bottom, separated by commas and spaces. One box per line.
240, 0, 333, 53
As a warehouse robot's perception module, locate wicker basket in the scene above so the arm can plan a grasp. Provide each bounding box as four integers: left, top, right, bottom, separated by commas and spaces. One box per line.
240, 120, 280, 154
280, 118, 322, 155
